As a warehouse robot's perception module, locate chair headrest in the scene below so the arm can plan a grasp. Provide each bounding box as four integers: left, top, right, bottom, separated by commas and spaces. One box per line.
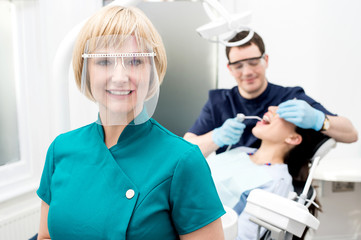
296, 127, 336, 162
311, 137, 336, 161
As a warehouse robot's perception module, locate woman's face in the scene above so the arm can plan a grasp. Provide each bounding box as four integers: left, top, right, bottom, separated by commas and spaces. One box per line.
252, 106, 297, 143
88, 37, 152, 123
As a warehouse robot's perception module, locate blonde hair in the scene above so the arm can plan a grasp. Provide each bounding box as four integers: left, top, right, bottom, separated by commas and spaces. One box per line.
72, 5, 167, 100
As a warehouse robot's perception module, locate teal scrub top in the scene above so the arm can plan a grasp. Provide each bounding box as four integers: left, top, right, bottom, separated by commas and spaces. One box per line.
37, 118, 225, 240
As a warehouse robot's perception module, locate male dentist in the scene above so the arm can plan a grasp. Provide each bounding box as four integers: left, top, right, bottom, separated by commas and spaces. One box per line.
184, 31, 358, 157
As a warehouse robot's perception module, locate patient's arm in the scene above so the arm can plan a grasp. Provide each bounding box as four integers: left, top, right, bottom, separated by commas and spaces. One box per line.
179, 218, 224, 240
323, 115, 358, 143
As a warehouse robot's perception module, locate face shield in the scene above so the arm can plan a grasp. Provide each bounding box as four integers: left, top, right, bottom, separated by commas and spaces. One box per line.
81, 35, 159, 126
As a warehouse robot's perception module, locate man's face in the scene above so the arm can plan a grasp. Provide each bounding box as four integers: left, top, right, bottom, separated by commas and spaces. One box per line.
227, 43, 268, 99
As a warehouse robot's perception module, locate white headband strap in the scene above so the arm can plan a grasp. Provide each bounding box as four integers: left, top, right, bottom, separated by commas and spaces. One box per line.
82, 52, 156, 58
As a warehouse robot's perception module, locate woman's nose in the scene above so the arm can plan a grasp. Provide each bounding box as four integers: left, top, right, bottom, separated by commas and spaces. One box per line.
268, 106, 278, 114
112, 58, 128, 82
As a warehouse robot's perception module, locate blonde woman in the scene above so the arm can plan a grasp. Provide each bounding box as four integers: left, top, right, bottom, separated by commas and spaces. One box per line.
37, 5, 225, 240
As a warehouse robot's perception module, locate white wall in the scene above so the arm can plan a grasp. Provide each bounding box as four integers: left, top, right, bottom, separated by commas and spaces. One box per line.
0, 1, 102, 238
313, 181, 361, 240
218, 0, 361, 160
39, 0, 102, 137
32, 0, 102, 182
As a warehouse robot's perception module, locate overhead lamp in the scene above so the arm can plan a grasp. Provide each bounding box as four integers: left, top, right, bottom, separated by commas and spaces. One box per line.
196, 0, 254, 47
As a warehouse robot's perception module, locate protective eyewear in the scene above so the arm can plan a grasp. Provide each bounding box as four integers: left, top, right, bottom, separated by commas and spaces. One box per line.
82, 52, 156, 72
228, 53, 265, 72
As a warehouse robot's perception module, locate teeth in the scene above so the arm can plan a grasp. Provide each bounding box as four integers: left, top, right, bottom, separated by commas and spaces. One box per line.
108, 90, 131, 95
263, 115, 270, 124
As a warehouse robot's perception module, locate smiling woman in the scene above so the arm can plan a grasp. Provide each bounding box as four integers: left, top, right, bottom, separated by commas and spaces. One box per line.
37, 4, 225, 240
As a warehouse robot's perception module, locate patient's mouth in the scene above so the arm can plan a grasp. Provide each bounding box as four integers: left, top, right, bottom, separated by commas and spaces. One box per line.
262, 115, 270, 124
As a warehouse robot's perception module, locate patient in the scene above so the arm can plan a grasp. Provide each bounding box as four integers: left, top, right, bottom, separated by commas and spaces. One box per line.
207, 106, 323, 240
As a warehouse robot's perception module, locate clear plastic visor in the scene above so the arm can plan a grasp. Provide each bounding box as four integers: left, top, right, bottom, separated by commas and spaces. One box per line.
81, 35, 159, 126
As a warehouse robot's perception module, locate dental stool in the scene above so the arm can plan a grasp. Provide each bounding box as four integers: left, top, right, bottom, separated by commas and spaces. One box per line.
245, 136, 336, 240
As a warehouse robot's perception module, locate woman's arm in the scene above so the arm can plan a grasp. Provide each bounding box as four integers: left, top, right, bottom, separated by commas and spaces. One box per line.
179, 218, 224, 240
37, 200, 51, 240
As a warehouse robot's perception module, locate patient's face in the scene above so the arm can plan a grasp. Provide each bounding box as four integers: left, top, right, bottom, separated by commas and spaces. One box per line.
252, 106, 297, 142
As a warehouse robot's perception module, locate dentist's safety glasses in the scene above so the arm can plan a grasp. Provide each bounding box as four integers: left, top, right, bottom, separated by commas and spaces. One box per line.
228, 54, 265, 73
81, 35, 159, 126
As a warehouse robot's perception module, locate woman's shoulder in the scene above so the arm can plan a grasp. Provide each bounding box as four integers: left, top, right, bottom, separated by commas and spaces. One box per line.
52, 122, 98, 148
149, 119, 193, 142
57, 122, 95, 138
267, 164, 293, 181
148, 119, 202, 154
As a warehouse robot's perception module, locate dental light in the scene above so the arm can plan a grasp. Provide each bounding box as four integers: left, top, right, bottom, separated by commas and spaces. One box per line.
196, 0, 254, 47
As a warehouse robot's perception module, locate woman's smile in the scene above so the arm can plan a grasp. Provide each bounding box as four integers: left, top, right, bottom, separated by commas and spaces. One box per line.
106, 89, 134, 96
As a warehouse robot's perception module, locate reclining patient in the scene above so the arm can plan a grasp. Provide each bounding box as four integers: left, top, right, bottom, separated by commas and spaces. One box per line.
207, 106, 323, 240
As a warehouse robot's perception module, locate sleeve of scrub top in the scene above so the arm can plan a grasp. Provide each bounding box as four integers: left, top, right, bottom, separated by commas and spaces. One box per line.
170, 146, 226, 235
188, 99, 215, 135
37, 140, 56, 205
291, 87, 336, 116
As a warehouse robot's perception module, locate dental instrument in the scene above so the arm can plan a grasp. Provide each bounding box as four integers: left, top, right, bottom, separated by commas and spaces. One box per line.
226, 113, 262, 152
237, 113, 262, 122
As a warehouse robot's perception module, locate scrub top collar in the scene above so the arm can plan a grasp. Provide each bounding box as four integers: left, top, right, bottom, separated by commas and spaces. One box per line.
95, 114, 152, 147
236, 80, 271, 105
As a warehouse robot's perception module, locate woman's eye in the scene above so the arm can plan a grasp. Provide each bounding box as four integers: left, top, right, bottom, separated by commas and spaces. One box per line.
124, 57, 144, 67
129, 58, 142, 66
96, 58, 113, 66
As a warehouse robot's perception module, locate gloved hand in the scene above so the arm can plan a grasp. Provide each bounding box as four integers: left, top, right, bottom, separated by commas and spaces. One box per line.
212, 117, 246, 147
277, 99, 325, 131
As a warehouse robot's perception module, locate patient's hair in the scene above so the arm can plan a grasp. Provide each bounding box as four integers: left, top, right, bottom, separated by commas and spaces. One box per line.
284, 128, 328, 181
284, 128, 327, 239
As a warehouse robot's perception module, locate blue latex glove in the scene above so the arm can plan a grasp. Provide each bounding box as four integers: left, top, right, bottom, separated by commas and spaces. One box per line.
277, 99, 325, 131
212, 117, 246, 147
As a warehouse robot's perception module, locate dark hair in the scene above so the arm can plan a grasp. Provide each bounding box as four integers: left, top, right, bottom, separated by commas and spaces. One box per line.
284, 127, 329, 181
225, 31, 265, 61
284, 127, 327, 239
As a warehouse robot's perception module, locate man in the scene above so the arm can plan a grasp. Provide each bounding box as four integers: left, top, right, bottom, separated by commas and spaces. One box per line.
184, 31, 358, 157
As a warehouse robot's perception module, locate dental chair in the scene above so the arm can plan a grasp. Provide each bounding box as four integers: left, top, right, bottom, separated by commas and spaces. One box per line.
244, 136, 336, 240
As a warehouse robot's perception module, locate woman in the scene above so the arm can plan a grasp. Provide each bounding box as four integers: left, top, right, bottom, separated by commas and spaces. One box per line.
37, 5, 225, 240
208, 106, 323, 240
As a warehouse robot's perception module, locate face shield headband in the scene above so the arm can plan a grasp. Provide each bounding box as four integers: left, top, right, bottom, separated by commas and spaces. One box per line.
81, 35, 159, 126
